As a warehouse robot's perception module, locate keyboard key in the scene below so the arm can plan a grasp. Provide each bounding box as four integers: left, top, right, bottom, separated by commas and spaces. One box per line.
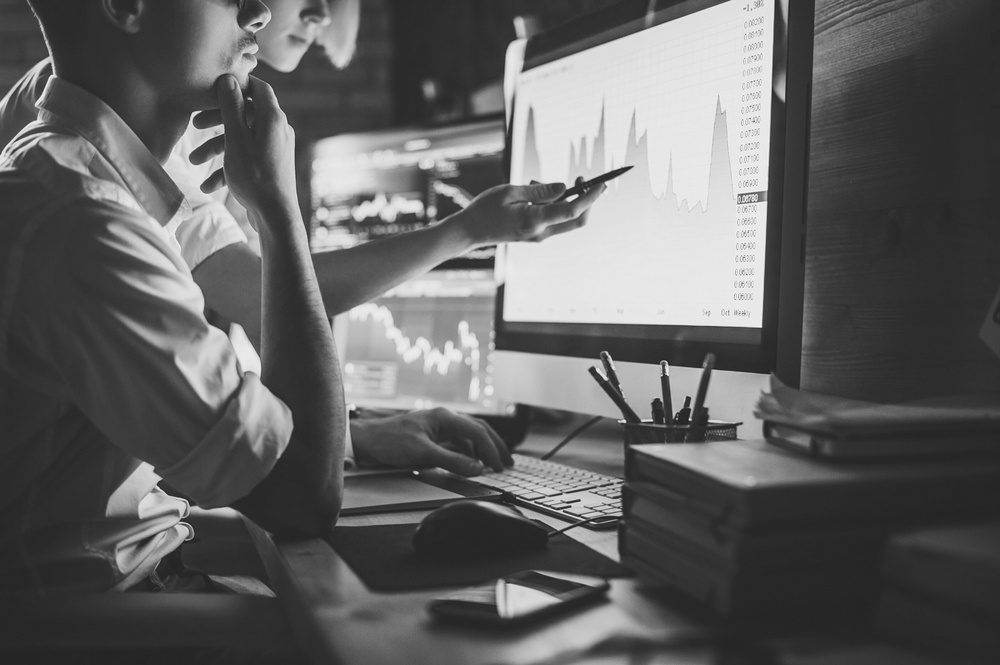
469, 453, 622, 530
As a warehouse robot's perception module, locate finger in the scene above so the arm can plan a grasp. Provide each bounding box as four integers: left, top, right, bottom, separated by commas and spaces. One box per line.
200, 168, 226, 194
548, 181, 606, 218
437, 412, 508, 471
420, 445, 486, 477
533, 215, 588, 241
244, 75, 281, 122
188, 134, 225, 166
509, 181, 567, 204
461, 416, 512, 466
482, 421, 513, 467
439, 437, 476, 459
215, 74, 247, 134
192, 109, 223, 129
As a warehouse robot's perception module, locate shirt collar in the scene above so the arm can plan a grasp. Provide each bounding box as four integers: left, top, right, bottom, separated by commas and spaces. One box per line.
35, 76, 192, 228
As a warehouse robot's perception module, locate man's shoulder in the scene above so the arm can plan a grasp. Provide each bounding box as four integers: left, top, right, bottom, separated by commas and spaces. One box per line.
2, 129, 143, 220
0, 58, 53, 150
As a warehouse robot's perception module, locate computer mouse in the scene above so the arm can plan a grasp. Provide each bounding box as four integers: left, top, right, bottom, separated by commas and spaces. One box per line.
412, 500, 550, 559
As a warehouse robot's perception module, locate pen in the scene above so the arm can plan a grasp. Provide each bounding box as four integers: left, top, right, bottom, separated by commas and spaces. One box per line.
651, 397, 665, 425
673, 396, 691, 425
690, 353, 714, 417
588, 366, 641, 423
659, 360, 672, 422
687, 353, 715, 442
555, 165, 633, 201
600, 351, 625, 400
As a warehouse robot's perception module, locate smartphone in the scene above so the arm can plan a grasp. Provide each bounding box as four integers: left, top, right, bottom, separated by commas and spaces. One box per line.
427, 570, 610, 627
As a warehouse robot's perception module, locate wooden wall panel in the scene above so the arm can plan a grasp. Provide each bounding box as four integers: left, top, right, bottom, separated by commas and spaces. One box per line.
801, 0, 1000, 400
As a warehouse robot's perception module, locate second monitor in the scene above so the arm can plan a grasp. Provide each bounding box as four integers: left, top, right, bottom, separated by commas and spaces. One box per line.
311, 117, 519, 424
309, 116, 506, 268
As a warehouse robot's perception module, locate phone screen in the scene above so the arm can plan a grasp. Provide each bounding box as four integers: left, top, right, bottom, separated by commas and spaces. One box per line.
427, 570, 610, 626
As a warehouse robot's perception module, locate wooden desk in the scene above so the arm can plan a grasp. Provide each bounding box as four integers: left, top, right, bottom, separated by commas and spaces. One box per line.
246, 415, 963, 665
246, 416, 721, 665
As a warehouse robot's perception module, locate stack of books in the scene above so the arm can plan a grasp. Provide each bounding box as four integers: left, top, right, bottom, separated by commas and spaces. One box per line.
618, 439, 1000, 626
874, 522, 1000, 661
756, 376, 1000, 460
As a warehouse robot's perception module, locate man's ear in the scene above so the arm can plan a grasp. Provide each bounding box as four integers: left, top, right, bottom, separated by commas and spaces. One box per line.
99, 0, 144, 34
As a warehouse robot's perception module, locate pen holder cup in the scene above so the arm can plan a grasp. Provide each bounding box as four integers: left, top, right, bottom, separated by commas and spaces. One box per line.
619, 419, 740, 446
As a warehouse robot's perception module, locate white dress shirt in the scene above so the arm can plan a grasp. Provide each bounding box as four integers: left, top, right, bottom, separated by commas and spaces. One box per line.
0, 76, 293, 595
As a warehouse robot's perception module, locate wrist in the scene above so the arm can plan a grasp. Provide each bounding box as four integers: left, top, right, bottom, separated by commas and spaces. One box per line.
436, 209, 480, 253
250, 199, 306, 246
347, 418, 377, 468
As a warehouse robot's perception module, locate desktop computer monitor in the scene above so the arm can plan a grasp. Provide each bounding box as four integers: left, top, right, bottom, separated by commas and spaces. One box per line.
331, 267, 517, 418
309, 116, 506, 267
494, 0, 814, 427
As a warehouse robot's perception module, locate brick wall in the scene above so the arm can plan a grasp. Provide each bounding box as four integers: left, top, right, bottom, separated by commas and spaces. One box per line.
0, 0, 393, 150
387, 0, 621, 124
0, 0, 393, 211
0, 0, 49, 91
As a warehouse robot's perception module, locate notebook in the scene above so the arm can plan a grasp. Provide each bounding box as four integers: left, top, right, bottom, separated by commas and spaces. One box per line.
341, 468, 502, 516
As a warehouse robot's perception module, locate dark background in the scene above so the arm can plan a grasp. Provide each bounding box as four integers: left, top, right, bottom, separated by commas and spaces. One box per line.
1, 0, 997, 402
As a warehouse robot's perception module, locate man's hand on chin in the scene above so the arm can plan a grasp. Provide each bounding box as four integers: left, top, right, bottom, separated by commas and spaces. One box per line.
349, 408, 513, 477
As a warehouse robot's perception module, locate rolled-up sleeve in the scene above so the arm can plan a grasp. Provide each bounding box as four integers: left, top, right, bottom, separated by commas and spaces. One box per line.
173, 200, 248, 271
7, 199, 291, 509
158, 372, 291, 508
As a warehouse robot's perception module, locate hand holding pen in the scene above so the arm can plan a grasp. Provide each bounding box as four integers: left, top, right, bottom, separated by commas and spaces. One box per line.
459, 177, 605, 246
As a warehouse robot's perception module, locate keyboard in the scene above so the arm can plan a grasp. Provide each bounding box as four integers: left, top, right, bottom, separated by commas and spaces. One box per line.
470, 453, 623, 529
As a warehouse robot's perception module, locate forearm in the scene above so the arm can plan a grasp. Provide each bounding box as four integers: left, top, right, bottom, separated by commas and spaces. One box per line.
314, 212, 475, 315
254, 200, 346, 521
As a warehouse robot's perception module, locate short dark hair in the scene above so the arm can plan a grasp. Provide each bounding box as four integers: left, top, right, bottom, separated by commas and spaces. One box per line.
26, 0, 92, 58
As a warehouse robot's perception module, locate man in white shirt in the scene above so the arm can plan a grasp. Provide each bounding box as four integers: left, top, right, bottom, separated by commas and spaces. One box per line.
0, 0, 596, 469
1, 0, 579, 348
0, 0, 601, 596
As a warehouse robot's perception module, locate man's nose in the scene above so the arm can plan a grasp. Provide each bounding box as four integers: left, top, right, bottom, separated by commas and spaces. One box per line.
241, 0, 272, 33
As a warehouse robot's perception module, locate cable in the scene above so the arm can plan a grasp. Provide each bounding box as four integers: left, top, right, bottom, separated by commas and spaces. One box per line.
539, 415, 603, 460
544, 514, 615, 537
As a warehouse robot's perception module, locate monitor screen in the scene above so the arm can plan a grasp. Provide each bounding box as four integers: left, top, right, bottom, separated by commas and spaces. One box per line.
332, 268, 515, 417
494, 0, 812, 425
309, 117, 506, 267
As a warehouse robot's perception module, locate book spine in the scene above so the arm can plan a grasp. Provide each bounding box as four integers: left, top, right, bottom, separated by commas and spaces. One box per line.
623, 484, 739, 559
620, 520, 876, 621
624, 482, 887, 572
618, 520, 733, 614
624, 445, 739, 519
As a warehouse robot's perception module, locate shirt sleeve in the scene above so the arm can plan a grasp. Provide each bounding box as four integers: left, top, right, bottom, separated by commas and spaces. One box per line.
10, 199, 291, 509
344, 418, 356, 469
173, 200, 249, 270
